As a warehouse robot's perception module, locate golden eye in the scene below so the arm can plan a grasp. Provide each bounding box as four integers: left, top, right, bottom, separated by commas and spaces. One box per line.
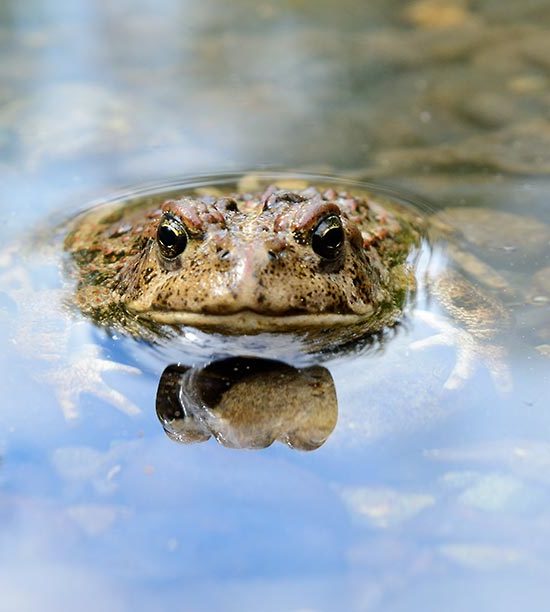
157, 214, 188, 258
311, 215, 344, 260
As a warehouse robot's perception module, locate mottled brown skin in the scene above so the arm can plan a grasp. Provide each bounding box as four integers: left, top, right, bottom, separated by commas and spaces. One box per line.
64, 185, 424, 337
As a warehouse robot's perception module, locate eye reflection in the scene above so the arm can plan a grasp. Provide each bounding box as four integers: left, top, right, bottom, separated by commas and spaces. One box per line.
157, 213, 188, 258
311, 215, 345, 260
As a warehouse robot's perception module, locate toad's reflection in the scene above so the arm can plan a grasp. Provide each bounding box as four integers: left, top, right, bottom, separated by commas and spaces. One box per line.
156, 357, 337, 450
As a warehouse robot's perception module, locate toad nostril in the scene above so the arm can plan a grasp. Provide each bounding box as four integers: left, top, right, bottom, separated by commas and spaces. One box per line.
220, 197, 238, 212
217, 248, 231, 260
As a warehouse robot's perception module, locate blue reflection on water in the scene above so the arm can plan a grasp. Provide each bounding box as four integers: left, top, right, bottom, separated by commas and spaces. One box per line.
1, 293, 549, 611
1, 0, 550, 609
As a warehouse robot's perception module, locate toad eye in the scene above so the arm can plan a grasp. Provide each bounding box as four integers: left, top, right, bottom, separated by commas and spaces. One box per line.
157, 214, 188, 258
311, 215, 345, 260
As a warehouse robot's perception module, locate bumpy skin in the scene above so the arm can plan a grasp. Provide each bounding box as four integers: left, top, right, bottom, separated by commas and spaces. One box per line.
64, 185, 424, 336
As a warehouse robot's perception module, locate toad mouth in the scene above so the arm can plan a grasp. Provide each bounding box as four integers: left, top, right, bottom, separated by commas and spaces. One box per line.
127, 307, 373, 333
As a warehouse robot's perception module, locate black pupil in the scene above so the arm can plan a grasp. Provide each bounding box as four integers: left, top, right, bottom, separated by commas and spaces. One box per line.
157, 216, 187, 258
323, 226, 343, 249
312, 215, 344, 259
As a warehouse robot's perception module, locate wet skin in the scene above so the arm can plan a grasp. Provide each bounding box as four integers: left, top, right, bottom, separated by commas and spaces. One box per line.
64, 184, 424, 337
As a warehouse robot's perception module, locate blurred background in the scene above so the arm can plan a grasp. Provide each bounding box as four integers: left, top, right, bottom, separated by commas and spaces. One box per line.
2, 0, 550, 226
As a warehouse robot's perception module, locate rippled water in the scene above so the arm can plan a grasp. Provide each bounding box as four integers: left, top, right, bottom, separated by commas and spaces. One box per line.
0, 2, 549, 611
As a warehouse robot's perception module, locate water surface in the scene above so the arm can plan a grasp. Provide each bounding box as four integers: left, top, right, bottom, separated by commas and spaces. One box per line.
0, 1, 549, 611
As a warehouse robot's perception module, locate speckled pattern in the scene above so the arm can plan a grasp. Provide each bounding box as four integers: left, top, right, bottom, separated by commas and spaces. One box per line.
64, 184, 424, 334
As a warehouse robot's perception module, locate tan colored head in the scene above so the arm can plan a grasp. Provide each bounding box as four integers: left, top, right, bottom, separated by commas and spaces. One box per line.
68, 185, 417, 333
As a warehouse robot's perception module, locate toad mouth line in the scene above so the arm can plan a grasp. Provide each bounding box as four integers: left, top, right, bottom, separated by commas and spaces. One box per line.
128, 308, 375, 331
